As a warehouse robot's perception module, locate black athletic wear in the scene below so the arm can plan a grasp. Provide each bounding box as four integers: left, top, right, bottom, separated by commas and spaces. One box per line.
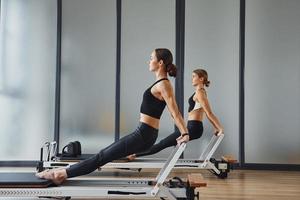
140, 78, 168, 119
135, 120, 203, 157
66, 78, 170, 178
66, 122, 158, 178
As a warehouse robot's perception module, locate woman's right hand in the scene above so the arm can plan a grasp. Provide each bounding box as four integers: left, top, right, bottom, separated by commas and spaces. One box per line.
176, 134, 190, 145
214, 129, 224, 136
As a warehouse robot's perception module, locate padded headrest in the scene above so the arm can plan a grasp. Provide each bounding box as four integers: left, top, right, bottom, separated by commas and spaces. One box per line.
61, 141, 82, 157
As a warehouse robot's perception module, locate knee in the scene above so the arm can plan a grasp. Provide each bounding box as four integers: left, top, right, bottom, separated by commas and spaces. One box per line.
94, 151, 104, 166
190, 133, 203, 140
156, 139, 170, 147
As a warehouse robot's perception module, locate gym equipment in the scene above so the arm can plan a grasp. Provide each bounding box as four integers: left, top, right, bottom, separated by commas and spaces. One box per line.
102, 134, 235, 178
0, 173, 52, 188
39, 134, 236, 178
0, 143, 207, 200
61, 141, 81, 157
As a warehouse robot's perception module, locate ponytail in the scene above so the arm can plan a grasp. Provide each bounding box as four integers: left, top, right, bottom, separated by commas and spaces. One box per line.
166, 63, 177, 77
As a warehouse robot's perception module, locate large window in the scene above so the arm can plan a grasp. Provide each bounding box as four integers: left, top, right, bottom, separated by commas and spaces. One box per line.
245, 0, 300, 164
0, 0, 57, 160
184, 0, 240, 159
59, 0, 116, 153
1, 0, 299, 167
120, 0, 176, 157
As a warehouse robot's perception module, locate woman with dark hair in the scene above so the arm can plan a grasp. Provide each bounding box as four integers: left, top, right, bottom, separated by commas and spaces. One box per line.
127, 68, 223, 160
36, 48, 189, 185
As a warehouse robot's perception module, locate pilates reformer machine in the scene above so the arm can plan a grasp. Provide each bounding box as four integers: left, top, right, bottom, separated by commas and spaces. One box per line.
39, 134, 236, 178
0, 143, 207, 200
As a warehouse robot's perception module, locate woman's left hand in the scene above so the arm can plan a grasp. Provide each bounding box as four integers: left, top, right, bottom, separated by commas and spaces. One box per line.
176, 134, 190, 145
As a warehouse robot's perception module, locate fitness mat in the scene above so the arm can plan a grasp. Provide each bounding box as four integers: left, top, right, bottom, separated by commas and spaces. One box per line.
0, 172, 53, 188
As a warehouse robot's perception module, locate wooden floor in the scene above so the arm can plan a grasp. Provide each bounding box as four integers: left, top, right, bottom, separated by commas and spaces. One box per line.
195, 170, 300, 200
0, 168, 299, 200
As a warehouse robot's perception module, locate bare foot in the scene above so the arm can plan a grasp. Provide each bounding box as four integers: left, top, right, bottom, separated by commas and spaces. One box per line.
126, 154, 136, 161
36, 168, 67, 185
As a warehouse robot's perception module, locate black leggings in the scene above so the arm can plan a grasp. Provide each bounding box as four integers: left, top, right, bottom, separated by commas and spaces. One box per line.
66, 122, 158, 178
136, 120, 203, 157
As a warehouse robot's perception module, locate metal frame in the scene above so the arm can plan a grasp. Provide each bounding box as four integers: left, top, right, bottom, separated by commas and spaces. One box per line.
239, 0, 245, 168
54, 0, 62, 150
0, 181, 188, 199
102, 134, 224, 175
115, 0, 121, 142
42, 134, 224, 175
175, 0, 185, 114
0, 144, 190, 200
237, 0, 300, 171
175, 0, 186, 158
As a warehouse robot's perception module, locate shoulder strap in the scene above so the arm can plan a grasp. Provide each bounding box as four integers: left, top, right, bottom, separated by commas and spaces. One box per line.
150, 78, 168, 88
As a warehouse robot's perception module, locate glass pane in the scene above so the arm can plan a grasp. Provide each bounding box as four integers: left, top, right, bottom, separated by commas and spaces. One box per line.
184, 0, 240, 159
120, 0, 176, 157
245, 0, 300, 164
0, 0, 57, 160
60, 0, 116, 153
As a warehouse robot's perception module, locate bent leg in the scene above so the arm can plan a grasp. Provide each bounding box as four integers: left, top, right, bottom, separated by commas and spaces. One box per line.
136, 131, 180, 157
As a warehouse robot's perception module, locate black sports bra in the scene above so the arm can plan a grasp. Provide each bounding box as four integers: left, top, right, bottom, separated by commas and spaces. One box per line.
140, 78, 168, 119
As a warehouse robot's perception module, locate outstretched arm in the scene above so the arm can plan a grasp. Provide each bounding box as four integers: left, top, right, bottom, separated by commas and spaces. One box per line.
158, 81, 189, 143
196, 90, 224, 134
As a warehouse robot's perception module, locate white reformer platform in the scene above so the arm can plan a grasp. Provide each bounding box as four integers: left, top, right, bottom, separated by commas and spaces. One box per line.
0, 143, 206, 200
42, 134, 232, 178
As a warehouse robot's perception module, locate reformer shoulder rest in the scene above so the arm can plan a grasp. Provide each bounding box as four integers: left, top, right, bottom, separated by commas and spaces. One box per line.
222, 155, 237, 163
187, 173, 207, 187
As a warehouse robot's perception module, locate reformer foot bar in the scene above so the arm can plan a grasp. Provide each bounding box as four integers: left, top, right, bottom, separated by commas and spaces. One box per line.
0, 143, 206, 200
41, 134, 236, 178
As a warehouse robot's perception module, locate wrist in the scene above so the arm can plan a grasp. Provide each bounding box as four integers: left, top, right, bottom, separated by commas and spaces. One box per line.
181, 133, 189, 137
